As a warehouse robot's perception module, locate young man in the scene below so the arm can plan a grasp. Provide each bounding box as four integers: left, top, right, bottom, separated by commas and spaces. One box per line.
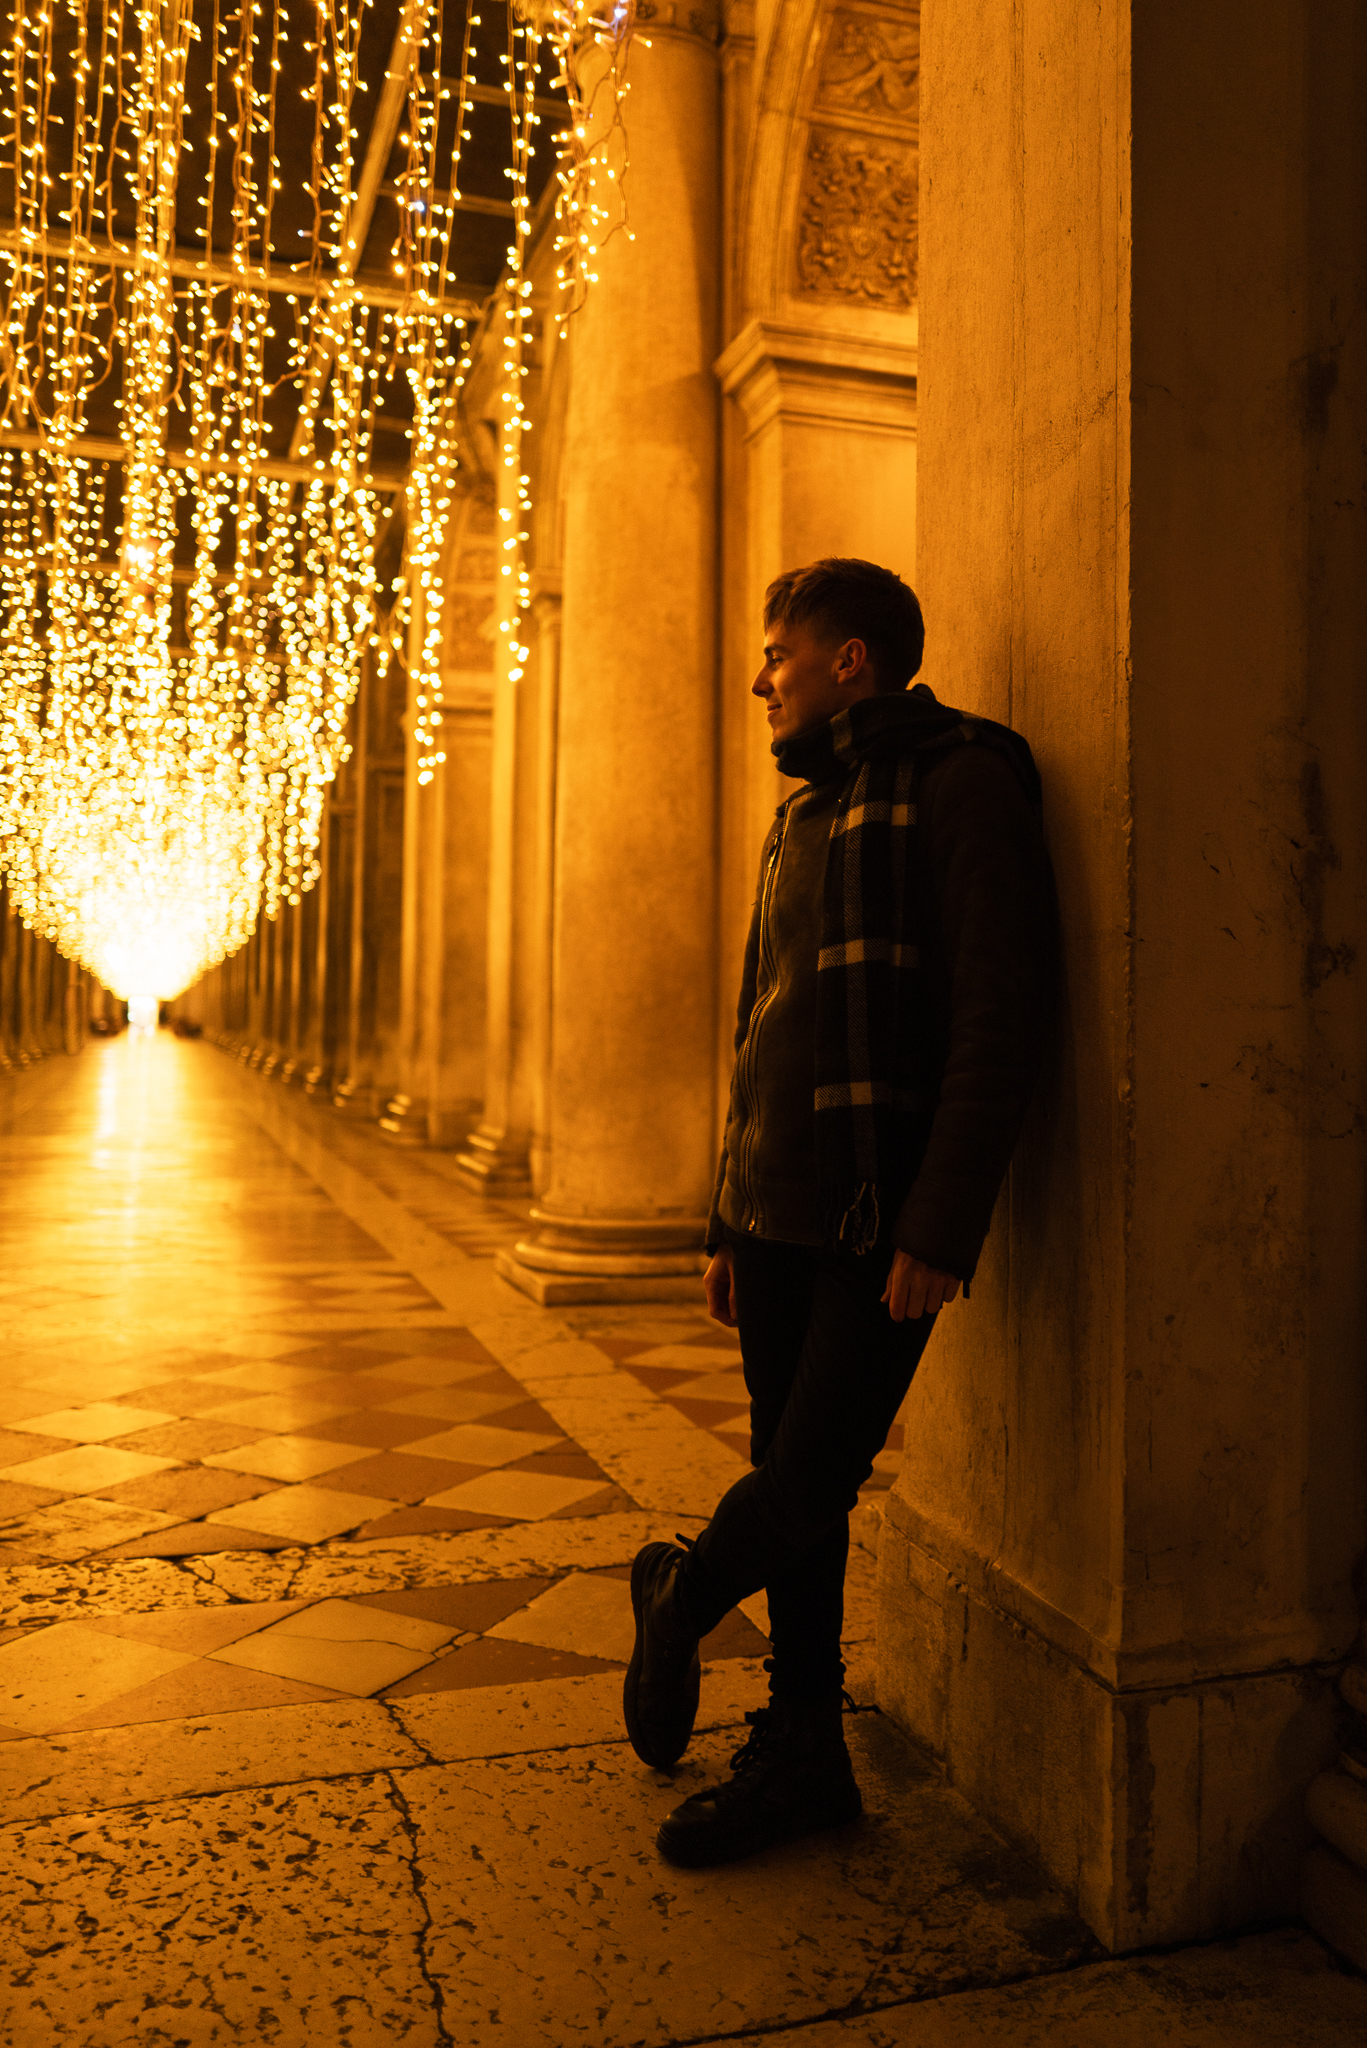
623, 558, 1055, 1867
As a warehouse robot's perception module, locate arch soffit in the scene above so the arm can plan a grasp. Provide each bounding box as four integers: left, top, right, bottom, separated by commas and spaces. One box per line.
736, 0, 919, 346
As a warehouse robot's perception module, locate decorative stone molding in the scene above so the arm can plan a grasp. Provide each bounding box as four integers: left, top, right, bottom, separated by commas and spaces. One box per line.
715, 317, 916, 441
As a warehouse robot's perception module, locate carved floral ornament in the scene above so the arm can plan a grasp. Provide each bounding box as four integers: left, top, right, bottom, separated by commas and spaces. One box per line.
796, 5, 919, 307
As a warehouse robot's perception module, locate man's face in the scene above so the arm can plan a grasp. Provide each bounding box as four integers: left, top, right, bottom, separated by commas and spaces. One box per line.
751, 618, 874, 744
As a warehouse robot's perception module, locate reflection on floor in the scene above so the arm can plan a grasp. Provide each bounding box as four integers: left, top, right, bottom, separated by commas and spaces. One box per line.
0, 1038, 1361, 2046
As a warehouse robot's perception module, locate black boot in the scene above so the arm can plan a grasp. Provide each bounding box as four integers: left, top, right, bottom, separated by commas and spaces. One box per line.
656, 1694, 862, 1867
623, 1541, 702, 1769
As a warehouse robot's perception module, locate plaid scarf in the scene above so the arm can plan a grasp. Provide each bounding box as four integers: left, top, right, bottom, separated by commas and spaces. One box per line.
774, 686, 1040, 1254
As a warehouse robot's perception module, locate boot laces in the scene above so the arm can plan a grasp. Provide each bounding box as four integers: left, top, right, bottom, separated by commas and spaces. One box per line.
729, 1706, 776, 1775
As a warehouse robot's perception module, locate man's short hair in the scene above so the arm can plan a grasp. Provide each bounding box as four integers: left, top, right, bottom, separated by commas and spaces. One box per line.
763, 558, 925, 690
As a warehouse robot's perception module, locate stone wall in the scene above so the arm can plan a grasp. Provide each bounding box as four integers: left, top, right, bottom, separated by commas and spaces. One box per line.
876, 0, 1367, 1952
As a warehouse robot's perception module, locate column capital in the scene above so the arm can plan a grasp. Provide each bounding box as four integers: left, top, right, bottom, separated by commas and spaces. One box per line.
714, 317, 917, 441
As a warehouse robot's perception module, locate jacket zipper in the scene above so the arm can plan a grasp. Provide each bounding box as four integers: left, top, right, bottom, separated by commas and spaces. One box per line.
733, 803, 792, 1234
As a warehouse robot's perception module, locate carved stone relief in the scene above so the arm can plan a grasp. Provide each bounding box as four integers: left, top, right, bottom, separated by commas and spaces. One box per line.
815, 9, 917, 126
795, 4, 918, 307
443, 591, 496, 672
795, 127, 917, 306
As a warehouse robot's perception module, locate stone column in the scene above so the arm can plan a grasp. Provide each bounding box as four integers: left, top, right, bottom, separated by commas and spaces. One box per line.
62, 957, 83, 1055
278, 894, 310, 1082
876, 0, 1367, 1953
455, 460, 557, 1191
16, 922, 40, 1063
497, 9, 722, 1303
0, 887, 16, 1070
419, 677, 493, 1144
333, 649, 407, 1117
302, 781, 348, 1096
379, 596, 431, 1142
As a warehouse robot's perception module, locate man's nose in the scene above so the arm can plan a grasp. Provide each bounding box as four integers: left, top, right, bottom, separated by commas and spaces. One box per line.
750, 667, 770, 697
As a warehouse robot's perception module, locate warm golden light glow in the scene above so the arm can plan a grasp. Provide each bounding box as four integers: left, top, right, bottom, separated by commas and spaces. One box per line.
0, 0, 630, 996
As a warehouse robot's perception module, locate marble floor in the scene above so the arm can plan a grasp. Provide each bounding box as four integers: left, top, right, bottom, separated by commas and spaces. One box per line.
0, 1038, 1362, 2046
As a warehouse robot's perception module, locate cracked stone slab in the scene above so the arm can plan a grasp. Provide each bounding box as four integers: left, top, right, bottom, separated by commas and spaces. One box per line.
181, 1511, 709, 1605
0, 1513, 699, 1623
750, 1928, 1367, 2046
391, 1657, 774, 1766
0, 1698, 426, 1824
0, 1553, 237, 1625
2, 1774, 441, 2046
393, 1715, 1091, 2047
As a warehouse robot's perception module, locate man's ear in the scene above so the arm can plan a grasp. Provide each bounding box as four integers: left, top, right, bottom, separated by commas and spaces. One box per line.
835, 637, 871, 685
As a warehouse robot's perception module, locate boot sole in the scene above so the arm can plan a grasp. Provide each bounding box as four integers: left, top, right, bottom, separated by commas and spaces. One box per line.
623, 1545, 701, 1770
656, 1789, 864, 1869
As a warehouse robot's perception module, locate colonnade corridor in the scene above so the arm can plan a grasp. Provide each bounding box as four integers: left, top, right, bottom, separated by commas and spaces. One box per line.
0, 1039, 1357, 2047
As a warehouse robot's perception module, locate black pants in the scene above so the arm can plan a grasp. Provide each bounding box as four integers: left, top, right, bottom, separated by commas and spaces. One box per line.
678, 1227, 938, 1703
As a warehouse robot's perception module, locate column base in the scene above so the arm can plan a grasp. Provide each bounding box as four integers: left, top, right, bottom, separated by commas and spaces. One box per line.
378, 1092, 430, 1144
497, 1209, 708, 1305
495, 1254, 705, 1306
453, 1125, 532, 1193
876, 1488, 1337, 1950
332, 1075, 382, 1117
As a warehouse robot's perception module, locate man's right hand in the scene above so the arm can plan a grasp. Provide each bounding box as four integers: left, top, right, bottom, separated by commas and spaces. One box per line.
704, 1243, 739, 1328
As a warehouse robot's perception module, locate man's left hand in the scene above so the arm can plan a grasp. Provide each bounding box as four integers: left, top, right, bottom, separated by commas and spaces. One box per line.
882, 1249, 961, 1322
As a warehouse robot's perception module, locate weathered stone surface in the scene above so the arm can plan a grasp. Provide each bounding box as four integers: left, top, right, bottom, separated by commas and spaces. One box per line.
1307, 1769, 1367, 1876
1, 1776, 439, 2045
756, 1928, 1367, 2046
398, 1716, 1092, 2047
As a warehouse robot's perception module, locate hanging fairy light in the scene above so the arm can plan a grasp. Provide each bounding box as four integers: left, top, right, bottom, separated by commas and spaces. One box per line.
0, 0, 443, 996
0, 0, 636, 997
546, 0, 638, 324
485, 0, 637, 714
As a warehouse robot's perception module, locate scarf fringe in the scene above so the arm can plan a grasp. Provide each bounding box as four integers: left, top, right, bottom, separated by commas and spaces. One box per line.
837, 1182, 881, 1256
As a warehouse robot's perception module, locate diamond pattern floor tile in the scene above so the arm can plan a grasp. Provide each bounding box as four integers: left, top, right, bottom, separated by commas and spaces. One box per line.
397, 1421, 564, 1467
203, 1434, 377, 1482
0, 1621, 196, 1734
93, 1467, 278, 1518
85, 1602, 307, 1655
0, 1478, 62, 1517
383, 1636, 621, 1695
10, 1403, 181, 1443
294, 1408, 455, 1451
263, 1598, 455, 1654
424, 1469, 611, 1521
486, 1571, 636, 1663
210, 1626, 437, 1696
0, 1443, 180, 1494
206, 1482, 397, 1543
200, 1393, 353, 1432
323, 1450, 492, 1503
